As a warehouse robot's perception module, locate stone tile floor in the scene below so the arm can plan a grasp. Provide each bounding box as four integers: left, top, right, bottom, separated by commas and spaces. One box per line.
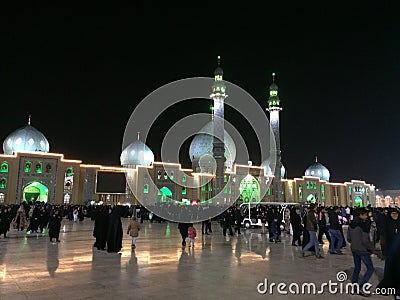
0, 218, 389, 300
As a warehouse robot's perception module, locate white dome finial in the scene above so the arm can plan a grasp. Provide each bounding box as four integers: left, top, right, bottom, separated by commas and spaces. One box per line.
137, 132, 140, 141
28, 114, 31, 125
315, 155, 318, 162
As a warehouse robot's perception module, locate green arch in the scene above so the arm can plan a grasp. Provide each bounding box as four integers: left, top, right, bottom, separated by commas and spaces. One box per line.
307, 194, 316, 203
158, 186, 173, 202
355, 196, 363, 207
23, 181, 49, 203
239, 175, 260, 203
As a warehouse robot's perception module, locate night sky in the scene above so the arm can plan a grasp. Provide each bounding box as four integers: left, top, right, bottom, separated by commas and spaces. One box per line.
0, 2, 399, 189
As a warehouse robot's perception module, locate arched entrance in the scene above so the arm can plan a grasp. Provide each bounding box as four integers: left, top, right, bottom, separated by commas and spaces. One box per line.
158, 186, 172, 203
23, 181, 49, 203
239, 175, 260, 203
354, 196, 363, 207
307, 194, 316, 203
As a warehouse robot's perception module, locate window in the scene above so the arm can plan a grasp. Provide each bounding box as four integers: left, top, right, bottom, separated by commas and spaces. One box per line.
182, 175, 186, 183
170, 171, 174, 180
66, 167, 73, 177
35, 162, 42, 173
208, 183, 213, 192
299, 184, 303, 199
46, 163, 52, 173
24, 161, 32, 172
144, 184, 149, 194
157, 171, 161, 180
224, 174, 228, 183
321, 184, 325, 201
201, 185, 206, 191
267, 187, 271, 196
1, 162, 8, 173
0, 178, 6, 189
182, 186, 186, 195
164, 172, 168, 180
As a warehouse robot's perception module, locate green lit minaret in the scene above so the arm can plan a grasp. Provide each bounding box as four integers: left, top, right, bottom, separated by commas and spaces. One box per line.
210, 56, 227, 196
266, 73, 283, 202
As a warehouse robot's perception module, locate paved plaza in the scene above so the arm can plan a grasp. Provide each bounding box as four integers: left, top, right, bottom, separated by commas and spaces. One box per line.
0, 218, 388, 300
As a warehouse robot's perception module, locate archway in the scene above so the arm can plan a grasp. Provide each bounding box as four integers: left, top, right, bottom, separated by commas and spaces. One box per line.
239, 174, 260, 203
23, 181, 49, 203
307, 194, 316, 203
158, 186, 172, 203
354, 196, 363, 207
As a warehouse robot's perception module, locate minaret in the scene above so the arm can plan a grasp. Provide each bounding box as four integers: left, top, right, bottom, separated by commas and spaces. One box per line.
266, 73, 283, 202
210, 56, 227, 196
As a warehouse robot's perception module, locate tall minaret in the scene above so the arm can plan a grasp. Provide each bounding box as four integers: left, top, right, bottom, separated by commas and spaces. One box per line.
266, 73, 283, 202
210, 56, 227, 196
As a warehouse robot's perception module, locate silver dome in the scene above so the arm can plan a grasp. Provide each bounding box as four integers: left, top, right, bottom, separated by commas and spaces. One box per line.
120, 140, 154, 167
3, 125, 50, 155
305, 160, 330, 181
261, 160, 285, 178
189, 121, 236, 167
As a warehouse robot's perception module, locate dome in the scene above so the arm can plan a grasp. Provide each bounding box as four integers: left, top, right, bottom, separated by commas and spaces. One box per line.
269, 82, 278, 91
120, 140, 154, 167
189, 121, 236, 168
261, 160, 286, 178
3, 125, 50, 155
305, 159, 330, 181
214, 66, 223, 76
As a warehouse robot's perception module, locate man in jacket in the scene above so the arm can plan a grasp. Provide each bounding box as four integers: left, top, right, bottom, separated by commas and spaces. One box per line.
328, 206, 344, 254
347, 208, 375, 295
301, 204, 323, 258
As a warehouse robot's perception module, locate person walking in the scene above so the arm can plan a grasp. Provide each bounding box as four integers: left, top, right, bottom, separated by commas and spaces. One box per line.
107, 206, 123, 253
48, 208, 62, 242
290, 206, 302, 246
127, 215, 140, 249
178, 222, 191, 248
301, 204, 323, 258
187, 224, 197, 248
328, 206, 344, 255
347, 208, 375, 296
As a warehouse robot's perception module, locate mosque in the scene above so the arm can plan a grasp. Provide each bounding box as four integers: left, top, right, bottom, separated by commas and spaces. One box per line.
0, 60, 376, 208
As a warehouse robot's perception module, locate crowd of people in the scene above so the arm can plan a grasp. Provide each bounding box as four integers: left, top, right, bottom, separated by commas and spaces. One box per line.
1, 201, 399, 297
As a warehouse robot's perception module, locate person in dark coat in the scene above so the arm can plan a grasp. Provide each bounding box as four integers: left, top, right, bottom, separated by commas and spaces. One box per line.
380, 208, 399, 259
377, 232, 400, 298
233, 206, 243, 235
347, 208, 375, 296
222, 208, 234, 236
48, 208, 62, 242
178, 222, 191, 248
106, 206, 123, 253
93, 206, 109, 250
290, 206, 302, 246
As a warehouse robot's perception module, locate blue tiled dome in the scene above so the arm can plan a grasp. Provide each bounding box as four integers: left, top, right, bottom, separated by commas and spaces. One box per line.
3, 125, 50, 154
189, 121, 236, 168
305, 160, 330, 181
120, 140, 154, 167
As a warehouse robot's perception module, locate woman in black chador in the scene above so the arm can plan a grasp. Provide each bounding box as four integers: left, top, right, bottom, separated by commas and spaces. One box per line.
93, 206, 109, 250
106, 206, 123, 253
48, 208, 62, 242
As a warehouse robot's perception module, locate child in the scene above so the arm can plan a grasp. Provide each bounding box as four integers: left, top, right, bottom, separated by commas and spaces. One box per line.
187, 224, 197, 248
127, 215, 141, 249
270, 217, 279, 243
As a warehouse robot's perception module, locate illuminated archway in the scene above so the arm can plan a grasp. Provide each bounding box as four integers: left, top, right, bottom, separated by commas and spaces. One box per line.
239, 175, 260, 203
355, 196, 363, 207
307, 194, 316, 203
23, 181, 49, 203
158, 186, 172, 203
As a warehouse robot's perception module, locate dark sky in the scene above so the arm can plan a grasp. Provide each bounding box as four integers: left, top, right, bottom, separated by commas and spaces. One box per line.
0, 2, 399, 189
